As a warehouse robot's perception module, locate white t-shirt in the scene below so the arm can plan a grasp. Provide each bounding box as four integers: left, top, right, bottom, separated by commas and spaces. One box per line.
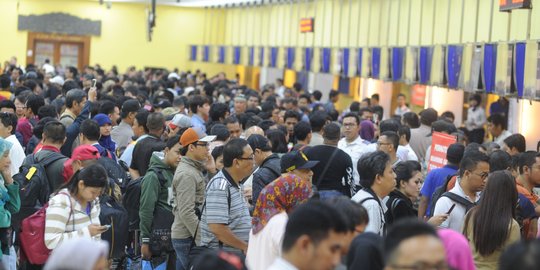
6, 135, 25, 176
351, 189, 387, 236
246, 212, 288, 270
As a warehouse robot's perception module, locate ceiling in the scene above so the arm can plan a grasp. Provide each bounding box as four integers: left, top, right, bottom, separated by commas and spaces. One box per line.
95, 0, 276, 8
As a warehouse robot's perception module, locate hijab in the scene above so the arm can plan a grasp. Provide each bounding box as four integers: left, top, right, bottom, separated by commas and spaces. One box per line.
93, 114, 117, 158
0, 137, 12, 188
437, 229, 476, 270
360, 120, 375, 141
251, 174, 312, 234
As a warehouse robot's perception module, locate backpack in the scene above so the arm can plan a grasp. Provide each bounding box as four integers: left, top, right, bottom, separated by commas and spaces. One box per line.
97, 156, 129, 188
19, 192, 72, 265
440, 192, 476, 213
427, 174, 458, 217
100, 179, 129, 259
12, 152, 65, 230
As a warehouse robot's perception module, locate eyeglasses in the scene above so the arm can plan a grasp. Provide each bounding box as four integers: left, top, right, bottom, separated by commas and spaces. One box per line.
389, 262, 449, 270
472, 171, 489, 180
237, 154, 254, 161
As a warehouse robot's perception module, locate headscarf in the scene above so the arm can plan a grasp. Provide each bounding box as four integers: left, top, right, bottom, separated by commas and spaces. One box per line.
93, 114, 117, 157
44, 238, 109, 270
437, 229, 476, 270
251, 174, 312, 234
0, 137, 12, 188
360, 120, 375, 141
346, 232, 384, 270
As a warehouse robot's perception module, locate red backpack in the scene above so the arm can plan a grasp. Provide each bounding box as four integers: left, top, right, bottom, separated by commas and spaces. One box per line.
20, 192, 72, 265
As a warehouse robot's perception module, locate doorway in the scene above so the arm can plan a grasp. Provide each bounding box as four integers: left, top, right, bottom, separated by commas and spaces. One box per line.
26, 32, 90, 72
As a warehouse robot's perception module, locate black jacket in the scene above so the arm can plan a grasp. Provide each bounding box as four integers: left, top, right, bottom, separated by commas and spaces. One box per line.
252, 154, 281, 204
385, 189, 417, 225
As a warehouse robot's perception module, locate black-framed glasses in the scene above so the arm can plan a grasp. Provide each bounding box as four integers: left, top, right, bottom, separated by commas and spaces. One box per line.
237, 154, 254, 161
472, 171, 489, 180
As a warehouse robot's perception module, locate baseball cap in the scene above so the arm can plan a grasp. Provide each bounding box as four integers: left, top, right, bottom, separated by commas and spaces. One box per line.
169, 114, 192, 130
180, 127, 216, 147
247, 134, 272, 152
72, 145, 101, 161
281, 151, 319, 173
93, 113, 112, 126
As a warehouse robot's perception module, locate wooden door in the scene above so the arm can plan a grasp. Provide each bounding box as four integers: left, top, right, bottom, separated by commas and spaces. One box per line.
27, 32, 90, 71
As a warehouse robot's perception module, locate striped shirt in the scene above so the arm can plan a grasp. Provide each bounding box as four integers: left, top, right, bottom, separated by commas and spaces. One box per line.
200, 170, 251, 254
44, 189, 101, 250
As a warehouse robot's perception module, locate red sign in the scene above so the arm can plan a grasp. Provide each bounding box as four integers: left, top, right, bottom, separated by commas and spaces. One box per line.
300, 18, 314, 33
428, 132, 457, 172
411, 85, 426, 107
499, 0, 531, 11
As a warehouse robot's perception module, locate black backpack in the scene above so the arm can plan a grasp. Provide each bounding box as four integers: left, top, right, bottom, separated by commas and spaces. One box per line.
439, 192, 476, 214
12, 152, 65, 230
97, 156, 129, 188
99, 183, 129, 259
427, 173, 458, 217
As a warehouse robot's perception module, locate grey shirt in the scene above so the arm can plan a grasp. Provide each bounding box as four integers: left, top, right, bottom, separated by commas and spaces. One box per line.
409, 124, 432, 163
110, 120, 133, 155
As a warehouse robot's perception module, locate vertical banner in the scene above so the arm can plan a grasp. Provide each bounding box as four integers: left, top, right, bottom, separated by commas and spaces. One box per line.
218, 46, 226, 63
522, 41, 537, 100
404, 47, 419, 83
361, 47, 371, 78
482, 44, 497, 93
304, 48, 313, 72
341, 48, 350, 77
430, 45, 444, 86
534, 42, 540, 100
391, 47, 405, 81
233, 46, 241, 65
419, 46, 433, 84
381, 47, 390, 81
514, 42, 526, 97
356, 48, 363, 76
446, 45, 463, 89
428, 132, 457, 172
190, 45, 198, 61
371, 47, 381, 79
321, 48, 331, 73
248, 47, 255, 66
495, 43, 513, 96
203, 46, 210, 62
287, 47, 296, 69
270, 47, 278, 68
259, 47, 265, 66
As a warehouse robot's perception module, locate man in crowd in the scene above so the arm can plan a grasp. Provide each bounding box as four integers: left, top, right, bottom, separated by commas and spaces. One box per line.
129, 112, 166, 178
308, 111, 327, 147
487, 113, 511, 147
120, 109, 148, 167
284, 110, 300, 143
224, 116, 242, 139
34, 121, 69, 191
111, 99, 140, 155
189, 95, 210, 133
0, 112, 25, 176
409, 108, 438, 162
516, 151, 540, 215
292, 121, 312, 151
99, 100, 120, 126
377, 131, 401, 167
59, 89, 87, 127
503, 134, 526, 156
397, 125, 418, 161
248, 134, 281, 203
338, 113, 370, 187
324, 90, 339, 113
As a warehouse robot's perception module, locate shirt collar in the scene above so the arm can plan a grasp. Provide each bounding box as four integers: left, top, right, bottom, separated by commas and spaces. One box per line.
222, 168, 239, 188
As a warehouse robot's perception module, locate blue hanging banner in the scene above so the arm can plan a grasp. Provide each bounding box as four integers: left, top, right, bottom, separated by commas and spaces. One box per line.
270, 47, 278, 68
190, 45, 197, 61
356, 48, 363, 76
203, 46, 210, 62
287, 47, 295, 69
321, 48, 331, 73
233, 46, 241, 65
259, 47, 265, 66
514, 42, 526, 97
218, 46, 226, 63
342, 48, 350, 77
391, 47, 405, 81
419, 46, 433, 84
371, 48, 381, 79
248, 47, 255, 66
446, 45, 463, 89
482, 44, 497, 93
304, 48, 313, 71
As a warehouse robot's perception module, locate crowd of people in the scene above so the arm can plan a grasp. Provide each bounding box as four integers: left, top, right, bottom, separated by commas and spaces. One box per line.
0, 56, 539, 270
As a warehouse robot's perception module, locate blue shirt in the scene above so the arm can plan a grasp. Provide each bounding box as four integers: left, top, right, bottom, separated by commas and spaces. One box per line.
518, 193, 538, 219
191, 114, 206, 133
420, 164, 458, 216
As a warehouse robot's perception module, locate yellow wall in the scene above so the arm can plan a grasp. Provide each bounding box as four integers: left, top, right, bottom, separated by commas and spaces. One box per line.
0, 0, 206, 71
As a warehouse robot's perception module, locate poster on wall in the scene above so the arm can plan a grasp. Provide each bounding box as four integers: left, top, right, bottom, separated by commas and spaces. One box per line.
428, 132, 457, 172
411, 84, 426, 107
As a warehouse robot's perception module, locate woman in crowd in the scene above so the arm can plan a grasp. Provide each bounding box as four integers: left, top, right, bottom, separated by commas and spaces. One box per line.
0, 137, 20, 267
44, 163, 109, 249
360, 120, 375, 142
462, 170, 521, 270
92, 113, 117, 161
266, 129, 288, 154
384, 161, 422, 224
246, 174, 312, 270
465, 94, 487, 144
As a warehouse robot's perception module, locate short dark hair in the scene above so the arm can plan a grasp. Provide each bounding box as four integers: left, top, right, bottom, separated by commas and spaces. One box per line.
223, 138, 249, 168
504, 134, 526, 153
294, 121, 312, 141
499, 238, 540, 270
349, 102, 361, 113
120, 99, 141, 119
379, 119, 400, 133
397, 125, 411, 142
419, 108, 438, 126
146, 112, 165, 132
65, 89, 87, 108
0, 113, 17, 135
26, 94, 45, 115
99, 100, 118, 117
0, 74, 10, 89
312, 90, 322, 101
211, 145, 224, 162
371, 94, 380, 101
518, 151, 538, 175
266, 129, 288, 154
261, 101, 278, 113
380, 131, 400, 151
210, 102, 229, 122
384, 218, 439, 264
343, 112, 360, 125
282, 201, 349, 252
440, 111, 455, 122
135, 109, 150, 133
62, 80, 79, 95
487, 113, 507, 130
329, 90, 339, 99
284, 110, 300, 122
43, 121, 66, 144
80, 119, 100, 141
489, 150, 512, 172
402, 112, 420, 128
166, 134, 181, 150
0, 100, 16, 112
327, 196, 369, 231
309, 111, 328, 132
358, 151, 390, 188
188, 95, 208, 114
459, 150, 490, 177
394, 161, 421, 188
322, 122, 340, 141
37, 105, 58, 119
224, 115, 239, 125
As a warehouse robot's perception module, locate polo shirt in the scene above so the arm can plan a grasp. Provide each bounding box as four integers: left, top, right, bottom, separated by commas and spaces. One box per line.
420, 164, 459, 216
409, 124, 432, 162
351, 189, 387, 236
338, 136, 370, 186
433, 178, 481, 232
111, 120, 134, 154
201, 169, 251, 254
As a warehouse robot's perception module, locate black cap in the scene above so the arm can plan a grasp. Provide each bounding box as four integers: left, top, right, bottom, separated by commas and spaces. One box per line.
154, 100, 172, 109
281, 151, 319, 173
247, 134, 272, 152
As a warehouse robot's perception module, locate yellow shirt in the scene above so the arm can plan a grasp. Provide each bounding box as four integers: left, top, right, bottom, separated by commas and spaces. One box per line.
0, 90, 11, 100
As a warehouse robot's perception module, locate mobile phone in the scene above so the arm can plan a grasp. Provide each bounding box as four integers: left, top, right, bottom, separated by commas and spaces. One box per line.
92, 79, 97, 88
446, 204, 456, 215
103, 224, 111, 231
